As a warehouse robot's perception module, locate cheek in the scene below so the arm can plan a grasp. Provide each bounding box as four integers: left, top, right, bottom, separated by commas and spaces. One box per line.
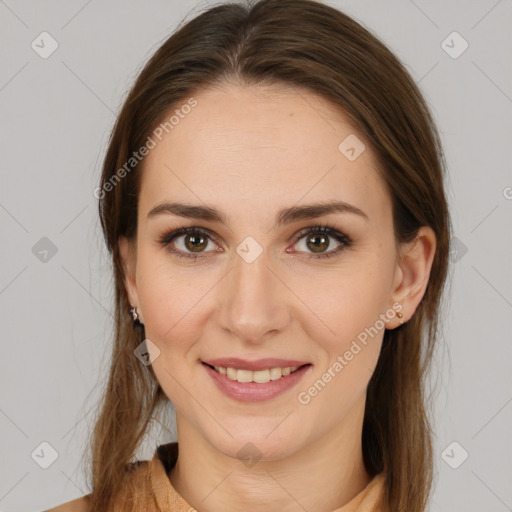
136, 262, 208, 402
294, 268, 388, 414
134, 251, 218, 353
290, 257, 392, 350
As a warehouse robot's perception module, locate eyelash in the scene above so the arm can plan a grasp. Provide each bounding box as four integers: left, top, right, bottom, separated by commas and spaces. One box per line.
157, 223, 352, 261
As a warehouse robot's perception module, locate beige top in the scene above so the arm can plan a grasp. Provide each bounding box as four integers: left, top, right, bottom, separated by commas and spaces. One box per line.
47, 442, 385, 511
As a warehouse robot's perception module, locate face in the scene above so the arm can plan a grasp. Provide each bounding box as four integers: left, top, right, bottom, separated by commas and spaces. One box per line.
120, 82, 408, 461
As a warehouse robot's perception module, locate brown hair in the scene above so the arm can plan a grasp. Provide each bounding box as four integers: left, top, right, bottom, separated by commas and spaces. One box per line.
87, 1, 451, 510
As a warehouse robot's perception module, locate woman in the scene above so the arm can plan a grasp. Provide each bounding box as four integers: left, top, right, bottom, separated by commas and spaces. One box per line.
48, 0, 450, 510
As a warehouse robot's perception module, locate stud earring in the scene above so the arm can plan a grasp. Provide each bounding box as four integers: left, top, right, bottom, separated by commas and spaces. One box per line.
130, 304, 141, 324
396, 311, 404, 325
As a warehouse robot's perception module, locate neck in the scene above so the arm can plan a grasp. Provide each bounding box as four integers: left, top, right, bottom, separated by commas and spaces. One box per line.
168, 399, 372, 512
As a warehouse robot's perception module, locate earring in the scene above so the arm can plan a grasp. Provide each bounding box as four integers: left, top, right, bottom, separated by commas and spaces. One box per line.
396, 311, 404, 325
130, 304, 140, 324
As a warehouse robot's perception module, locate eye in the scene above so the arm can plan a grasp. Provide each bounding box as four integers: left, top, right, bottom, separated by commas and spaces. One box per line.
289, 223, 352, 259
158, 223, 352, 261
158, 227, 220, 260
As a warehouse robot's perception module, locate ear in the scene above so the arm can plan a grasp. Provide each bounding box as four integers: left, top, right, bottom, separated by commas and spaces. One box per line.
389, 226, 436, 328
119, 235, 142, 320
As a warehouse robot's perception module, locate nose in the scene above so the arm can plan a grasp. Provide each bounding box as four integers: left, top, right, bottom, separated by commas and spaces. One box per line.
216, 246, 291, 344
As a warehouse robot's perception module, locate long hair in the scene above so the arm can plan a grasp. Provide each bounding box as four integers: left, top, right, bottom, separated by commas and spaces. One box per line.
88, 1, 451, 510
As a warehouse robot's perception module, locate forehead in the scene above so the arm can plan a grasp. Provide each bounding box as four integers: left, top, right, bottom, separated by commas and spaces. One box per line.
138, 83, 391, 226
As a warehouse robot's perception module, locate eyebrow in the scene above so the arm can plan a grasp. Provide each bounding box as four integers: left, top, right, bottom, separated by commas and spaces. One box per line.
147, 200, 369, 226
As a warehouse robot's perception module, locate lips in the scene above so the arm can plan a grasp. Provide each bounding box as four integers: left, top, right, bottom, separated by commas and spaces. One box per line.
202, 360, 313, 402
202, 357, 310, 371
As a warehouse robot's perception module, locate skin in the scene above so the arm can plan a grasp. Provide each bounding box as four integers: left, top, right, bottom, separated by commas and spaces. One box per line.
119, 82, 436, 512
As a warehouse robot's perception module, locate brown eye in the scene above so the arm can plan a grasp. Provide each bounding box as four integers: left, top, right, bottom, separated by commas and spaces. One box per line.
159, 227, 219, 259
184, 233, 208, 252
291, 224, 352, 259
305, 233, 330, 253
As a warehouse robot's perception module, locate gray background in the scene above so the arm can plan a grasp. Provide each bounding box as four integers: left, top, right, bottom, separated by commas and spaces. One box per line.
1, 0, 511, 510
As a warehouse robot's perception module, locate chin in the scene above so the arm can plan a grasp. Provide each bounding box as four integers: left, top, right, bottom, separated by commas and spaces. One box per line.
205, 423, 304, 464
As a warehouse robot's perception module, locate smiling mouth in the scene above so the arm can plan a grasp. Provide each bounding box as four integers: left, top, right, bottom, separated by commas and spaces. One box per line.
202, 362, 311, 384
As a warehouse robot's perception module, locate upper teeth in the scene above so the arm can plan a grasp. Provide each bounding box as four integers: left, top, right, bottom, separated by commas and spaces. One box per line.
213, 366, 300, 383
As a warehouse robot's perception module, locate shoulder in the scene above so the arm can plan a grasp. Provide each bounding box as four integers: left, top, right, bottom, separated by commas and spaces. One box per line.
44, 494, 91, 512
43, 458, 155, 511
